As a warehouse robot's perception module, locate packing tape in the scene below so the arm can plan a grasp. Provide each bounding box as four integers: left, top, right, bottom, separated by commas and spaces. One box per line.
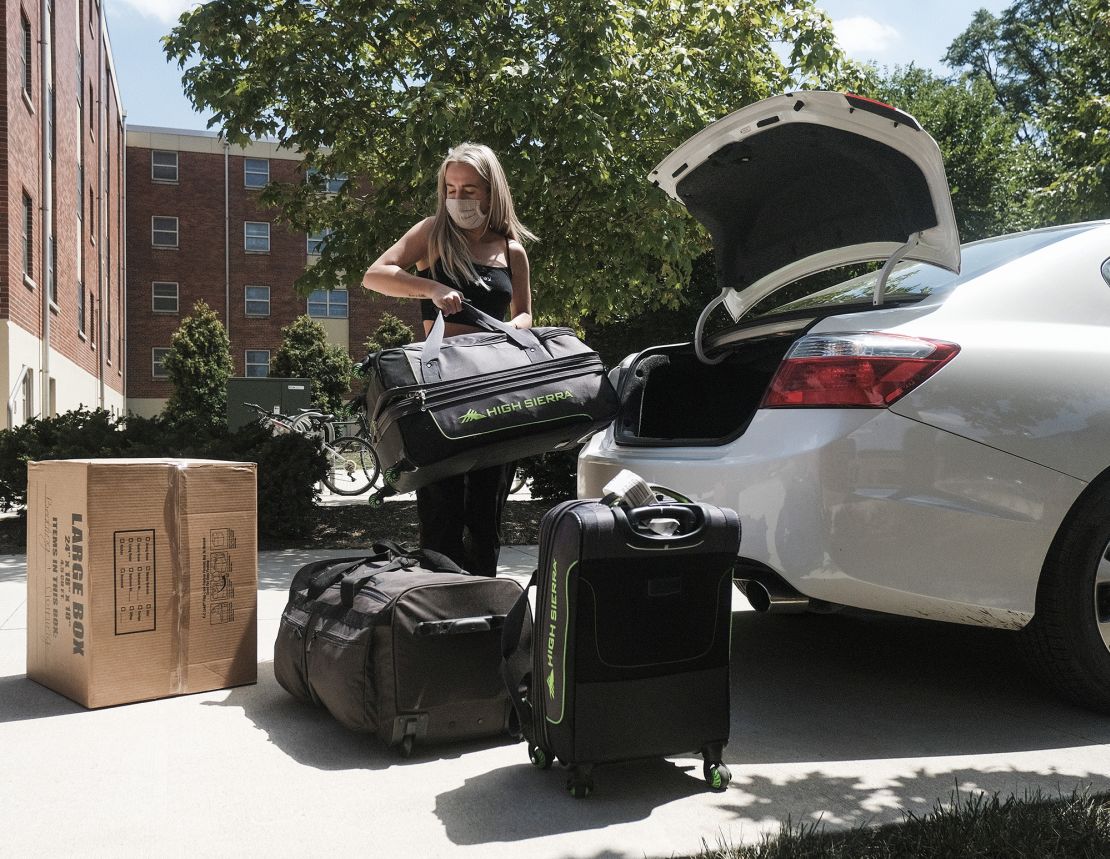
166, 463, 191, 694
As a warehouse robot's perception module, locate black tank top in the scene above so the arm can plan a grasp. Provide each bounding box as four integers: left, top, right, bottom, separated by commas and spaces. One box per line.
418, 236, 514, 323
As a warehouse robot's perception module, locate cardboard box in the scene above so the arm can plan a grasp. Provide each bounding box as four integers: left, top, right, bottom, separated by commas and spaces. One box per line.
26, 458, 258, 708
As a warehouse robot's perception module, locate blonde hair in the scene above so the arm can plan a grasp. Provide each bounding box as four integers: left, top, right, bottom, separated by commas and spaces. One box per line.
427, 143, 537, 288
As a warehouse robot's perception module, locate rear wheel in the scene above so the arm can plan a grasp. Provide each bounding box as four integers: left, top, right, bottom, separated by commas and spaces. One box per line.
322, 437, 380, 496
1021, 483, 1110, 712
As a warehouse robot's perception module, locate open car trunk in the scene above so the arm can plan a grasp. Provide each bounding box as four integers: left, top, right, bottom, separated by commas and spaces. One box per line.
613, 334, 798, 446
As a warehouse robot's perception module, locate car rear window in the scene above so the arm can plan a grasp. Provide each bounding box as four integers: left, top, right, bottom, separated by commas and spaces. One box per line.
758, 224, 1097, 317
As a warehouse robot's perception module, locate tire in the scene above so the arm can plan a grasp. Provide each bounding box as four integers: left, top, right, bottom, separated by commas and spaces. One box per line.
1021, 482, 1110, 712
322, 437, 380, 496
290, 411, 330, 443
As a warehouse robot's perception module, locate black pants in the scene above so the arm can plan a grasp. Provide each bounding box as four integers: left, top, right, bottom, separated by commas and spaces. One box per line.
416, 463, 513, 576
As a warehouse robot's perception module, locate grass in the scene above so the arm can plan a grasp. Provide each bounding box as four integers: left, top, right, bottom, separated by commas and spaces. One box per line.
691, 789, 1110, 859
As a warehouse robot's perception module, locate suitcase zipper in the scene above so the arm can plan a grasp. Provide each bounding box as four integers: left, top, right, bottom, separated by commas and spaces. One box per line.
374, 328, 580, 381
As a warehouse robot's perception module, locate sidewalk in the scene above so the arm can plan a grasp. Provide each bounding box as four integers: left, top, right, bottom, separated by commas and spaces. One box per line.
3, 547, 1110, 858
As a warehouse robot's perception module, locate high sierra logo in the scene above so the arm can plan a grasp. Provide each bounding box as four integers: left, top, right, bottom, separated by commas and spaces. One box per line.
463, 390, 577, 423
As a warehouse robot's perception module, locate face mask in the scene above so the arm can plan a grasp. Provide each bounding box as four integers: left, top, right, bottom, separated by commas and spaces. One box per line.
446, 198, 488, 231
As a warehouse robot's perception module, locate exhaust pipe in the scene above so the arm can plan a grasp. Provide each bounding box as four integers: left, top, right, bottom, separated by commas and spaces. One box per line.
739, 578, 810, 614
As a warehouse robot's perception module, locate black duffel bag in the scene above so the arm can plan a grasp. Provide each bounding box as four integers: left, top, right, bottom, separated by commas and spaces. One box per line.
362, 303, 617, 499
274, 541, 530, 756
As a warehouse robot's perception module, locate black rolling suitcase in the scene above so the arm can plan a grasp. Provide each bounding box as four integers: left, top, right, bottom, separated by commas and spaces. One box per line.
502, 485, 740, 797
274, 543, 531, 755
362, 303, 617, 500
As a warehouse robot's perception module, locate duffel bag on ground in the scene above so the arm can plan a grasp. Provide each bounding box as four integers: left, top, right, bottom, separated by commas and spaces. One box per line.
363, 303, 617, 499
274, 541, 531, 756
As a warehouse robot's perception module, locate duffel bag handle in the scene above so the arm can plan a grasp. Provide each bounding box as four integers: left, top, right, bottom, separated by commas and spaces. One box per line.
421, 301, 546, 383
338, 546, 475, 607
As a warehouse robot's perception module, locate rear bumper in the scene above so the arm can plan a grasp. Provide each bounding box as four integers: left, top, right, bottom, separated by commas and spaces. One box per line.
578, 409, 1086, 628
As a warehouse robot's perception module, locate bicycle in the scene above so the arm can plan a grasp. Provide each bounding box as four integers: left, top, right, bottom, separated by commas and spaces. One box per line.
244, 402, 380, 496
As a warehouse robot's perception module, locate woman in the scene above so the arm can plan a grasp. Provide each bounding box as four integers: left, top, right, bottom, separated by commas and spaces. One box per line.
362, 143, 536, 576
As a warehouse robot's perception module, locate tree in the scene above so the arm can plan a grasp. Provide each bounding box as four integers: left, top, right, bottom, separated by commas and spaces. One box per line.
271, 315, 356, 413
163, 300, 233, 431
363, 312, 415, 355
163, 0, 845, 324
944, 0, 1110, 223
867, 66, 1036, 241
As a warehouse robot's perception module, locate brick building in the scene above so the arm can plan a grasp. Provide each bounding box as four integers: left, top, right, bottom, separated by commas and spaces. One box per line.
2, 0, 126, 430
125, 127, 421, 417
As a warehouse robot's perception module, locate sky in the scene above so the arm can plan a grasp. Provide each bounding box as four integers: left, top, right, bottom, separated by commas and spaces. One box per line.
103, 0, 1013, 131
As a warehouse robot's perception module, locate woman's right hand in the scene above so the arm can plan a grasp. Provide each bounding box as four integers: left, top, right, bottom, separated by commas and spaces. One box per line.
431, 284, 464, 316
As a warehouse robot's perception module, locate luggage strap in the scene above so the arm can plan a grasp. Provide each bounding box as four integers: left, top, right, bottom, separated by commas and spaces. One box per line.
338, 543, 475, 607
501, 568, 538, 742
421, 301, 547, 383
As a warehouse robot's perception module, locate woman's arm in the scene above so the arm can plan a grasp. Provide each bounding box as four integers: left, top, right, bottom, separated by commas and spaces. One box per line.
507, 240, 532, 329
361, 218, 463, 315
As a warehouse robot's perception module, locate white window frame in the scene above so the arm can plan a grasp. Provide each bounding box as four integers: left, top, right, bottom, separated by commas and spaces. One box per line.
244, 221, 270, 253
245, 285, 270, 317
21, 14, 32, 100
245, 350, 270, 378
23, 192, 34, 284
307, 228, 331, 256
306, 167, 347, 194
152, 216, 179, 248
244, 158, 269, 189
152, 347, 171, 379
152, 281, 179, 314
151, 150, 178, 183
307, 288, 348, 319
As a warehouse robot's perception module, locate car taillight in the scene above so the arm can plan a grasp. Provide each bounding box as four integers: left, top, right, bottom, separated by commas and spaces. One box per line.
762, 333, 959, 408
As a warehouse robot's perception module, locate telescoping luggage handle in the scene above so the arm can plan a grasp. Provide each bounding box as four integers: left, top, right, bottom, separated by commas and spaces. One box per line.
421, 301, 548, 383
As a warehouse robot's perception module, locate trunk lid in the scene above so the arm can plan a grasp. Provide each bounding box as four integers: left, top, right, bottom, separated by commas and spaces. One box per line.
652, 91, 961, 324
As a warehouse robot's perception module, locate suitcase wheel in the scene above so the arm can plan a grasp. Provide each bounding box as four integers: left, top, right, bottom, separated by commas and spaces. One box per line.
528, 743, 553, 770
703, 760, 731, 791
566, 776, 594, 799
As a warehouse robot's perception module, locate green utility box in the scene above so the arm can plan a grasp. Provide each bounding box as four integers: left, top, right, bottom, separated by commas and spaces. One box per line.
227, 377, 314, 431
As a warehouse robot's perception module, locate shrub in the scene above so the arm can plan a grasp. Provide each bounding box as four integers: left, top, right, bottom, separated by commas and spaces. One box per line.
364, 312, 416, 354
163, 300, 234, 432
271, 315, 356, 414
0, 408, 326, 539
519, 448, 580, 503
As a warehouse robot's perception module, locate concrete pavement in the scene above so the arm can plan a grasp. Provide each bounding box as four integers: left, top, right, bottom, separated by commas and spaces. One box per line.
3, 546, 1110, 858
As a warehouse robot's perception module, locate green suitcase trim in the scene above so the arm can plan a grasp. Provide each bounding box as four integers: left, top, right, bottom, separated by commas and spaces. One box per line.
543, 557, 576, 725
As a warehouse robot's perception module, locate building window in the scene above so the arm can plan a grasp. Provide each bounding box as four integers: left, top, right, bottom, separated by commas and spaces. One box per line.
152, 282, 179, 313
307, 229, 331, 256
47, 87, 55, 161
22, 14, 32, 99
152, 347, 171, 379
306, 167, 347, 193
89, 188, 96, 238
22, 371, 34, 424
245, 350, 270, 378
152, 216, 178, 248
308, 288, 348, 318
77, 282, 86, 334
48, 236, 56, 304
244, 158, 269, 189
244, 221, 270, 253
77, 163, 83, 222
245, 285, 270, 317
152, 150, 178, 182
23, 193, 34, 283
89, 83, 94, 129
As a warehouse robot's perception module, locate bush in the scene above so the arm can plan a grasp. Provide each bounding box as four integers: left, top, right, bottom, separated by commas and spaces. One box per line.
519, 448, 580, 503
271, 315, 356, 414
0, 408, 326, 539
163, 300, 234, 433
364, 312, 416, 353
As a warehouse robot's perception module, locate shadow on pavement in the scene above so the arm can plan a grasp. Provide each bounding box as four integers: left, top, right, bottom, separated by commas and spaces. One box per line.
204, 662, 519, 772
0, 674, 85, 723
728, 609, 1110, 764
